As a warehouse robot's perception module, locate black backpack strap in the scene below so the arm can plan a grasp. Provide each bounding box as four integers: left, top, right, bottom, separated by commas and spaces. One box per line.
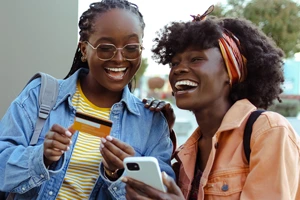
243, 110, 265, 163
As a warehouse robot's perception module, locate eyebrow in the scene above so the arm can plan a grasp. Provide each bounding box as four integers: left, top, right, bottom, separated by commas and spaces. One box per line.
94, 34, 140, 44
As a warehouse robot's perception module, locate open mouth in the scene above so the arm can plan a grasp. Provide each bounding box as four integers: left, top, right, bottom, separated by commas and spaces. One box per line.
105, 67, 128, 79
175, 80, 198, 92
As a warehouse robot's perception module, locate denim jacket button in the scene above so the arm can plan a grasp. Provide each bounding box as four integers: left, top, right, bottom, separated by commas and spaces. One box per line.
113, 187, 118, 191
221, 184, 229, 191
22, 187, 26, 191
40, 174, 44, 178
49, 191, 53, 195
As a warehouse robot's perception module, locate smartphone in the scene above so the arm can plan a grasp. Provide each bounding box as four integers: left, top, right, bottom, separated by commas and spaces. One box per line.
72, 111, 113, 137
123, 156, 166, 192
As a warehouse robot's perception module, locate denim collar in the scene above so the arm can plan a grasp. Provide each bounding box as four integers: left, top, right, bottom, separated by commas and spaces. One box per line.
53, 68, 140, 115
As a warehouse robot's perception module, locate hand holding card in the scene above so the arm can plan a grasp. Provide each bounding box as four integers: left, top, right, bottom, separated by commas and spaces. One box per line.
72, 112, 113, 137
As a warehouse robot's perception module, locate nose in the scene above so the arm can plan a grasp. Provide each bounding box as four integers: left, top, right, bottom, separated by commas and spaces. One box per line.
112, 48, 125, 61
173, 62, 189, 75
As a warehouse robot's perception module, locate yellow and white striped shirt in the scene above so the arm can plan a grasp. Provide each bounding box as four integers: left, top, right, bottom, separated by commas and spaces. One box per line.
57, 81, 110, 200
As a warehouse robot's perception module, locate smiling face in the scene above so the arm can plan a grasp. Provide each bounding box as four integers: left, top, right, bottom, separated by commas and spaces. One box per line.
169, 47, 231, 112
80, 9, 143, 92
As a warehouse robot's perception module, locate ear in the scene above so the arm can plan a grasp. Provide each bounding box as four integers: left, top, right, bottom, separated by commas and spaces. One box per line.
79, 41, 87, 57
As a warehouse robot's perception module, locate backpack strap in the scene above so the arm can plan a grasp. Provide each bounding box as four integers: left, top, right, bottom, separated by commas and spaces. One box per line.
28, 72, 59, 145
0, 73, 58, 200
243, 110, 265, 164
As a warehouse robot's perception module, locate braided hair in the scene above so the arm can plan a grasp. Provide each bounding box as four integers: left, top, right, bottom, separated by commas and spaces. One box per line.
64, 0, 145, 89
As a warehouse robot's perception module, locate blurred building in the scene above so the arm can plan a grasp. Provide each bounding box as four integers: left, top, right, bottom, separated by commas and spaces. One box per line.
283, 59, 300, 95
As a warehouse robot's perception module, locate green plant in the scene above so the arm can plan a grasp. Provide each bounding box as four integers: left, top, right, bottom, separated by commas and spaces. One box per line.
268, 99, 300, 117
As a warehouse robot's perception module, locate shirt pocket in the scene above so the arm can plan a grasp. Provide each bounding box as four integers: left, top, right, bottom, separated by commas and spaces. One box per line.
204, 167, 249, 200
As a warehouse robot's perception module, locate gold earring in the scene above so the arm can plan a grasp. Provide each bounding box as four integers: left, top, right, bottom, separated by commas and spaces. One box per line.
81, 56, 87, 62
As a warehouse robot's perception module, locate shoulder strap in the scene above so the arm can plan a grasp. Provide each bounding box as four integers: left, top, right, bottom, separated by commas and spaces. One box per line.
28, 72, 59, 145
243, 110, 265, 164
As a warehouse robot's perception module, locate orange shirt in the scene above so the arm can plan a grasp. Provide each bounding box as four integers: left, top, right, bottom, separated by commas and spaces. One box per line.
174, 99, 300, 200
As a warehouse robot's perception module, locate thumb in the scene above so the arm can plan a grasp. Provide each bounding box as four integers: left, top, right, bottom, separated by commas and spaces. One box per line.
68, 126, 76, 135
162, 172, 182, 195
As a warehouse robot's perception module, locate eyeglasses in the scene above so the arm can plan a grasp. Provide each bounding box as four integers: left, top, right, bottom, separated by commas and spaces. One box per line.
85, 41, 144, 61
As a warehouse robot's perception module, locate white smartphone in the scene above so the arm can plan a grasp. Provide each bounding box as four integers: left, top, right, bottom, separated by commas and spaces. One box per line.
123, 156, 166, 192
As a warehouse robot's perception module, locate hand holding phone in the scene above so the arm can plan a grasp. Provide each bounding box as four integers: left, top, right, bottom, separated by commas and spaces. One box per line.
123, 156, 166, 192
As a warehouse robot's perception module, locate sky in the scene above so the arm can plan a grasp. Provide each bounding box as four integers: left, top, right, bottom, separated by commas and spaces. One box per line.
78, 0, 227, 76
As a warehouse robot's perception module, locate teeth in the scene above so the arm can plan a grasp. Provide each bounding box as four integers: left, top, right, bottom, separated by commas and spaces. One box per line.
105, 67, 127, 72
175, 80, 198, 89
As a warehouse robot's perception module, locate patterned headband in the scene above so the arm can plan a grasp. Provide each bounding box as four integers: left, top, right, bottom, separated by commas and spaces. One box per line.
191, 5, 247, 85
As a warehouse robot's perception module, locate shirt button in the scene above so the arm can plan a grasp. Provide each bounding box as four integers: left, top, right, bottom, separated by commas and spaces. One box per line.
113, 187, 118, 191
49, 191, 53, 195
40, 174, 44, 178
214, 142, 219, 149
22, 187, 26, 191
221, 184, 229, 191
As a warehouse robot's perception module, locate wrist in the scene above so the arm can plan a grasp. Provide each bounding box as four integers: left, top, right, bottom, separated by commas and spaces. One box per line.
104, 167, 120, 180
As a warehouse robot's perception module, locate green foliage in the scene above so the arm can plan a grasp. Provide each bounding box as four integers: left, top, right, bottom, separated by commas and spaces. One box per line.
135, 57, 148, 85
212, 0, 300, 58
268, 99, 300, 117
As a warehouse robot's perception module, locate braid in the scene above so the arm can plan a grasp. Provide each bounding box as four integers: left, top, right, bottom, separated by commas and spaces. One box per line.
64, 0, 145, 79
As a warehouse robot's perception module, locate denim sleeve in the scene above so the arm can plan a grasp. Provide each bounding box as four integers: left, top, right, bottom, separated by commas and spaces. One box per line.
98, 163, 126, 200
0, 93, 64, 193
144, 111, 176, 180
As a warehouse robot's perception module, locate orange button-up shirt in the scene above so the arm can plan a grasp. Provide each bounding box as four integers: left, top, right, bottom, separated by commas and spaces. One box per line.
174, 99, 300, 200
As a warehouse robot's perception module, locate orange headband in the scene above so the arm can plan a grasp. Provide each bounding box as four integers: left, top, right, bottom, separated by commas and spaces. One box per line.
191, 5, 247, 86
218, 31, 247, 85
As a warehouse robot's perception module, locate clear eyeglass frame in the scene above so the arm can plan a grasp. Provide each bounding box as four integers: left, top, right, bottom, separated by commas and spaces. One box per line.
85, 41, 144, 61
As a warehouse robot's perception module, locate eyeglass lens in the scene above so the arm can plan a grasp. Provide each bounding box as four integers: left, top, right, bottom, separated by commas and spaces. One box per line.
96, 44, 142, 60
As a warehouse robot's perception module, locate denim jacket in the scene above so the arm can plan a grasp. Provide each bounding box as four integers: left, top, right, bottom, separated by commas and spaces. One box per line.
0, 69, 175, 200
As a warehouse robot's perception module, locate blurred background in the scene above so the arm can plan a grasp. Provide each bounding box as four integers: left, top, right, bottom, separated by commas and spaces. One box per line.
1, 0, 300, 145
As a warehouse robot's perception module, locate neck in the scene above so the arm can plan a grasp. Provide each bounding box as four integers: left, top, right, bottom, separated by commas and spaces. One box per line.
194, 101, 232, 139
80, 76, 123, 108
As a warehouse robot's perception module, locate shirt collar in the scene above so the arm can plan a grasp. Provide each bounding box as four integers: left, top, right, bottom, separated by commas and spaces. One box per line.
216, 99, 257, 133
54, 68, 140, 115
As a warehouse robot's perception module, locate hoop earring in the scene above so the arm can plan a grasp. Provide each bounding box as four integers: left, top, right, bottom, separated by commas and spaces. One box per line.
81, 56, 87, 62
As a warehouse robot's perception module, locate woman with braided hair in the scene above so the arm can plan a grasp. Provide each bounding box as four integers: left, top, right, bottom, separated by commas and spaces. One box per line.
122, 5, 300, 200
0, 0, 176, 199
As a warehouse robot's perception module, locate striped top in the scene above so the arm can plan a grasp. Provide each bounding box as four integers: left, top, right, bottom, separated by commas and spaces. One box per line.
56, 81, 110, 200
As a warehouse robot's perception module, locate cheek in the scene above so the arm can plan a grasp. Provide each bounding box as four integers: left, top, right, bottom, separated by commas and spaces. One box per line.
132, 58, 142, 73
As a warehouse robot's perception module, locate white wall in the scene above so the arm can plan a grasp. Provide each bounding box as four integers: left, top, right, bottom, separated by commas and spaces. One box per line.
0, 0, 79, 117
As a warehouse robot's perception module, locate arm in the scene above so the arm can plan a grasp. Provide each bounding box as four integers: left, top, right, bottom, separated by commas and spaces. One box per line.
142, 98, 177, 154
0, 99, 50, 193
0, 88, 73, 193
241, 126, 300, 200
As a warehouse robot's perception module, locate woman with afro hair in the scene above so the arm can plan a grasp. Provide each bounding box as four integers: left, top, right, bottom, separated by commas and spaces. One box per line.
122, 5, 300, 200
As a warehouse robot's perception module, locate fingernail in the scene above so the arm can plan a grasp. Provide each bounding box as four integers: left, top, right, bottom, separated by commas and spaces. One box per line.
106, 136, 113, 141
67, 146, 70, 151
101, 138, 107, 143
162, 171, 168, 179
100, 143, 104, 149
121, 177, 127, 183
69, 140, 72, 144
65, 131, 72, 137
